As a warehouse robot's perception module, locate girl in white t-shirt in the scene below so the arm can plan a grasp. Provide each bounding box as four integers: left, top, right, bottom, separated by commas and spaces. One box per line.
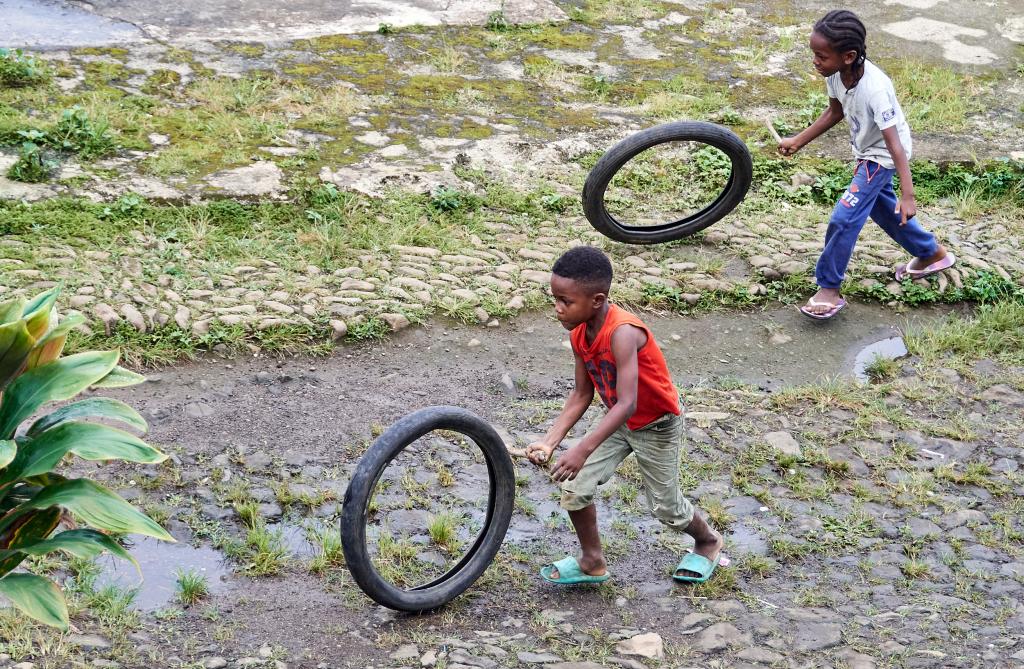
777, 10, 954, 320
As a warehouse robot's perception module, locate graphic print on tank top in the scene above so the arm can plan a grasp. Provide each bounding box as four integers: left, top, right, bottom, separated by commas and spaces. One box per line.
585, 359, 618, 408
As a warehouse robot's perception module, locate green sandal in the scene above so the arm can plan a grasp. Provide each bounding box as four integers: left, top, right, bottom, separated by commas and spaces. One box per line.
540, 556, 610, 585
673, 552, 722, 583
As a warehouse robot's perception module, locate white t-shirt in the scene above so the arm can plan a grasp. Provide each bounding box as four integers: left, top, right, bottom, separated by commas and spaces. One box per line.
826, 60, 912, 169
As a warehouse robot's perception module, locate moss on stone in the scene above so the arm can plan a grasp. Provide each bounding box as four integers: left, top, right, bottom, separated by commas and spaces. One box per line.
81, 60, 141, 85
142, 69, 183, 95
296, 35, 368, 52
220, 43, 267, 58
71, 47, 130, 60
456, 121, 494, 140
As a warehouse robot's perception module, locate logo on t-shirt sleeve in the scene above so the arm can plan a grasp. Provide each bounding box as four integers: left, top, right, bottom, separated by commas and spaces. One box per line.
881, 108, 896, 123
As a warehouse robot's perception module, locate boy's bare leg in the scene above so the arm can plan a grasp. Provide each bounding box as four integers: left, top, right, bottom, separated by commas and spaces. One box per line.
906, 243, 947, 271
549, 504, 607, 579
678, 512, 724, 577
805, 286, 843, 314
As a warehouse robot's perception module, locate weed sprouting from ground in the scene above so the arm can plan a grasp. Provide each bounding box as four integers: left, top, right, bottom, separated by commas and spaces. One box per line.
48, 105, 116, 159
427, 512, 463, 553
863, 354, 900, 383
7, 137, 57, 182
175, 569, 210, 606
308, 524, 345, 574
0, 47, 48, 86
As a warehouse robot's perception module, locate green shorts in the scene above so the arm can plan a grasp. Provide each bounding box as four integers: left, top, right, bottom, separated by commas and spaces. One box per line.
560, 413, 694, 530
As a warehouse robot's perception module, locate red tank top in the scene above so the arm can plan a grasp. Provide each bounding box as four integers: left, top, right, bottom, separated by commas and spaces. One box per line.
570, 304, 681, 430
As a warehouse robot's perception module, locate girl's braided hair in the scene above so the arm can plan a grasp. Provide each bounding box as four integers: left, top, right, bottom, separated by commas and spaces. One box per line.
814, 10, 867, 67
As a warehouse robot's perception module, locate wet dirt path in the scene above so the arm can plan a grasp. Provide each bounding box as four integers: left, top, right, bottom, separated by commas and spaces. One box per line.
81, 298, 1001, 669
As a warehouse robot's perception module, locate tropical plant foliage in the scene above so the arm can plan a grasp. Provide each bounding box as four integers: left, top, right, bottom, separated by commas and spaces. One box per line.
0, 287, 172, 629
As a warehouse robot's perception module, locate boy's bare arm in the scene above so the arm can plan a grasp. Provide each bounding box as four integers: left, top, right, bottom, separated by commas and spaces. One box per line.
779, 97, 844, 156
549, 326, 642, 482
527, 352, 594, 463
881, 126, 916, 225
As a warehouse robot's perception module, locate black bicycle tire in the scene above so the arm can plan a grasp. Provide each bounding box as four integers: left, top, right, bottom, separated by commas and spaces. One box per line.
340, 406, 515, 612
582, 121, 753, 244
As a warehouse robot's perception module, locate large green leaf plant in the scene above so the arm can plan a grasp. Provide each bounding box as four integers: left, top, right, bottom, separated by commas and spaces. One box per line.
0, 287, 172, 629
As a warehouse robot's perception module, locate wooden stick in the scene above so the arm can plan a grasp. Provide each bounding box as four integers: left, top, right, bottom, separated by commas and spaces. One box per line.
764, 119, 783, 144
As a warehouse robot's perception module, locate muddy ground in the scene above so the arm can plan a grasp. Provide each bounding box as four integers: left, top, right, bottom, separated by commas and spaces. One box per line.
1, 1, 1023, 668
5, 300, 1014, 669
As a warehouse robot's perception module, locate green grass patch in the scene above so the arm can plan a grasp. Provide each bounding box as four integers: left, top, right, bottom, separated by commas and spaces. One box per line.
0, 48, 49, 87
175, 568, 210, 606
905, 301, 1024, 366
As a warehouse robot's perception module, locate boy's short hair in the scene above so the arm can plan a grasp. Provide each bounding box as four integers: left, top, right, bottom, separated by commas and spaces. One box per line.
552, 246, 613, 294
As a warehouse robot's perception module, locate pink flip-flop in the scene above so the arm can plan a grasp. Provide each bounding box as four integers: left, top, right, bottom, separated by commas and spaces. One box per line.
799, 297, 847, 320
895, 253, 956, 282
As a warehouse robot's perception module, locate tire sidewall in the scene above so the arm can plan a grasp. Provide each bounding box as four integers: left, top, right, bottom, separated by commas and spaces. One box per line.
583, 121, 753, 244
341, 406, 515, 612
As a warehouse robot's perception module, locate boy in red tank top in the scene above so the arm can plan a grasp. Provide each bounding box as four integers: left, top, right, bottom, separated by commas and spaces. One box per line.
527, 246, 724, 584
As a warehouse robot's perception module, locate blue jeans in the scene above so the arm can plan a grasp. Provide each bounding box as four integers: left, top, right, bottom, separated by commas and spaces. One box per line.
816, 160, 939, 290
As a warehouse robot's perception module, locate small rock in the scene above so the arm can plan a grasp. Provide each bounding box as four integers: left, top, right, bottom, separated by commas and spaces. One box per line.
540, 608, 574, 623
467, 338, 481, 348
148, 133, 170, 146
776, 260, 809, 276
420, 650, 438, 667
907, 517, 941, 539
94, 303, 120, 334
258, 646, 273, 658
789, 622, 842, 651
521, 270, 551, 284
695, 622, 751, 652
834, 647, 877, 669
203, 658, 228, 669
980, 384, 1024, 407
355, 131, 390, 147
517, 651, 563, 663
448, 650, 496, 669
736, 647, 783, 664
615, 633, 663, 659
13, 663, 37, 669
67, 633, 111, 650
499, 373, 516, 395
329, 319, 348, 340
608, 658, 646, 669
174, 305, 191, 329
382, 312, 411, 332
390, 644, 419, 661
623, 255, 647, 268
764, 431, 801, 456
791, 172, 815, 187
257, 502, 283, 520
206, 161, 283, 196
685, 411, 729, 427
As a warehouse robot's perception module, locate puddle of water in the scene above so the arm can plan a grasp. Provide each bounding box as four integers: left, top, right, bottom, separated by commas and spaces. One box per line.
95, 536, 229, 611
269, 520, 322, 558
1, 0, 142, 48
853, 336, 908, 383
